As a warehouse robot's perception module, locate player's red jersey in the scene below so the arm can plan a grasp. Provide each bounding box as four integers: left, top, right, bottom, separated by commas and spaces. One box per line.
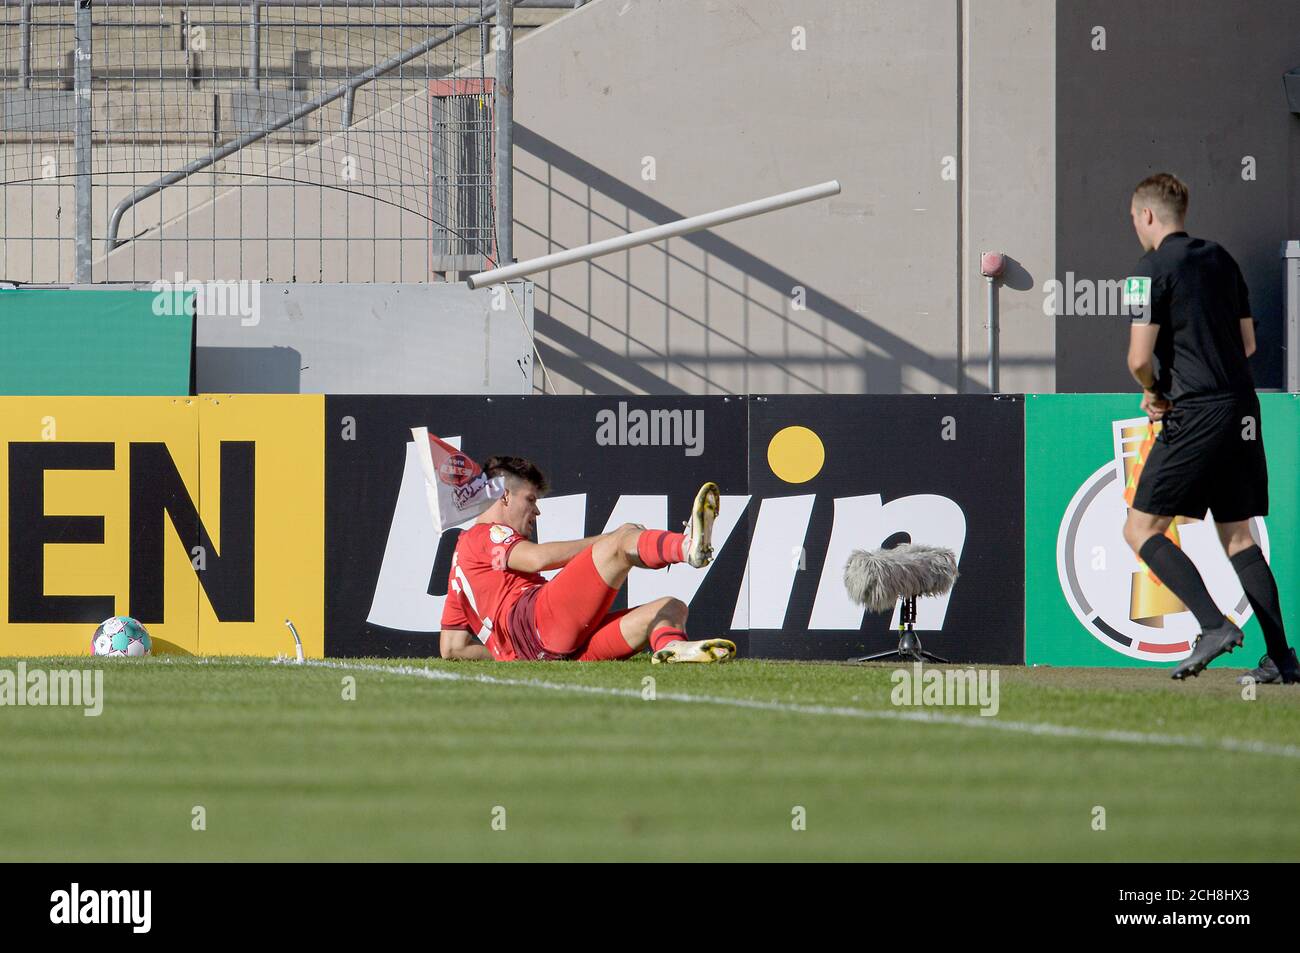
441, 522, 545, 660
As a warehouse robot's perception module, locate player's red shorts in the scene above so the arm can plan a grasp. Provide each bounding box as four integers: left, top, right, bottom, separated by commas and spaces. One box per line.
501, 546, 631, 660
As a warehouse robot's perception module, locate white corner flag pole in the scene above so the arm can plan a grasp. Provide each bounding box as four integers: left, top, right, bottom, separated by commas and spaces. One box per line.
467, 179, 841, 290
285, 619, 305, 664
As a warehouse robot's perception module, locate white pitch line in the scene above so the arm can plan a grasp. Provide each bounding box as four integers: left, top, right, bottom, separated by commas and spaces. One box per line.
300, 659, 1300, 762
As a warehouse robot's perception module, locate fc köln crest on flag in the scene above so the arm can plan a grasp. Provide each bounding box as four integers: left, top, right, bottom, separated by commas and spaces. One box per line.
410, 427, 504, 534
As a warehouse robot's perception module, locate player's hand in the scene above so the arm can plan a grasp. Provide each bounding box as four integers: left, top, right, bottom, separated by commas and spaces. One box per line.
1140, 388, 1171, 422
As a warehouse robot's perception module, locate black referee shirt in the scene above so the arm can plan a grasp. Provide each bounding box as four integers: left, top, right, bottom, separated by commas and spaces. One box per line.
1125, 232, 1255, 402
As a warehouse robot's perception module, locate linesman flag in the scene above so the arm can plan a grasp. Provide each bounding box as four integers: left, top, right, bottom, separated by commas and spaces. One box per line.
411, 427, 505, 534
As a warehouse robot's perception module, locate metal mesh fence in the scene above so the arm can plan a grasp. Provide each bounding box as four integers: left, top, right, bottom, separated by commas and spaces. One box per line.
0, 0, 571, 284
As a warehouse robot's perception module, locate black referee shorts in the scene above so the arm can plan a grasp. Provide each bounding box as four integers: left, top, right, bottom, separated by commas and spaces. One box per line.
1131, 391, 1268, 522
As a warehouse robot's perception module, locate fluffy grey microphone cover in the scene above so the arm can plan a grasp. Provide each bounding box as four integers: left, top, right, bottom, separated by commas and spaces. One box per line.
843, 544, 959, 612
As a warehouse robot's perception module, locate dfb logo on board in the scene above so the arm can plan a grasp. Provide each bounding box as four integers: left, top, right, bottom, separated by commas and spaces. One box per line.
1056, 415, 1268, 662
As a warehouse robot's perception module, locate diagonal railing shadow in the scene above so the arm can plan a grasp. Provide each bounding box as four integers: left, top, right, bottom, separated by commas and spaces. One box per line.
515, 123, 988, 395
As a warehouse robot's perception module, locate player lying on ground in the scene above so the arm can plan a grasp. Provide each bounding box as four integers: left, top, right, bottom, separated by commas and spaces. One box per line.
438, 456, 736, 663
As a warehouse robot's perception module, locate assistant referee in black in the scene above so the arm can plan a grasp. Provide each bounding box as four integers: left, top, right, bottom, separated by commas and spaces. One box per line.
1120, 172, 1297, 683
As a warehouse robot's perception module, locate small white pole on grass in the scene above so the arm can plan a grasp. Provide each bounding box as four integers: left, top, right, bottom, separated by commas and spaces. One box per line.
466, 179, 842, 289
285, 619, 305, 664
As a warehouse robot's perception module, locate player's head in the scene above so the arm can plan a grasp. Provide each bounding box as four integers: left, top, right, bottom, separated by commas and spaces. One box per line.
1130, 173, 1188, 251
483, 455, 548, 536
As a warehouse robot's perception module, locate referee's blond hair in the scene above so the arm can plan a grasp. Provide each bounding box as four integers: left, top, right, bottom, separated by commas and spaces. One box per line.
1133, 173, 1189, 225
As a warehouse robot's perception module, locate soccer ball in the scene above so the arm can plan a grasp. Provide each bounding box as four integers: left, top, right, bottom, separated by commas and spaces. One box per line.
90, 616, 152, 657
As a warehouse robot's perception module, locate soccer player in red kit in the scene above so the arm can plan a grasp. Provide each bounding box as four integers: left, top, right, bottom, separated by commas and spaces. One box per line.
438, 455, 736, 664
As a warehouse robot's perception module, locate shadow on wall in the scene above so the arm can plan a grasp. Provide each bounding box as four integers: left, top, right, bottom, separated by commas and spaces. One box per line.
516, 124, 1037, 396
997, 255, 1037, 293
196, 346, 303, 394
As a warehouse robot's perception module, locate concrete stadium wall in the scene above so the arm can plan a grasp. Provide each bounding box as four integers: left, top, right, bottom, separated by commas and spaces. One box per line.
11, 0, 1056, 395
21, 1, 1294, 397
509, 0, 1057, 395
1053, 0, 1300, 393
196, 281, 534, 394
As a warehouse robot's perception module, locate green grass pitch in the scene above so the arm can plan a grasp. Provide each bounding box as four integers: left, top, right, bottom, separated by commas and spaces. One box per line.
2, 656, 1298, 861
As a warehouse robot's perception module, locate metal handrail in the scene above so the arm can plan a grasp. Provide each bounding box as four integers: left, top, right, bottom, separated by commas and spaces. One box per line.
103, 1, 508, 255
468, 182, 844, 289
9, 0, 589, 89
10, 0, 590, 102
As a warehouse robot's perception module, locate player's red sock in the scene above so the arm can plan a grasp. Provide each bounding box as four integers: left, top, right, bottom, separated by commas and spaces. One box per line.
578, 615, 641, 661
650, 626, 686, 653
636, 530, 686, 569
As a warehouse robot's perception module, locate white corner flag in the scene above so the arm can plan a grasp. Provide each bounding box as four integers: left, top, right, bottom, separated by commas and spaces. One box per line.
410, 427, 504, 534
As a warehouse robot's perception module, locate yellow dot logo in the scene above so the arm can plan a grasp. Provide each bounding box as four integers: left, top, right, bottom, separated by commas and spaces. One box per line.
767, 426, 825, 484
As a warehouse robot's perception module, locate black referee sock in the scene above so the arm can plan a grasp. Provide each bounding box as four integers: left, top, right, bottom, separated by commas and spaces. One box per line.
1137, 534, 1224, 631
1229, 544, 1292, 666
